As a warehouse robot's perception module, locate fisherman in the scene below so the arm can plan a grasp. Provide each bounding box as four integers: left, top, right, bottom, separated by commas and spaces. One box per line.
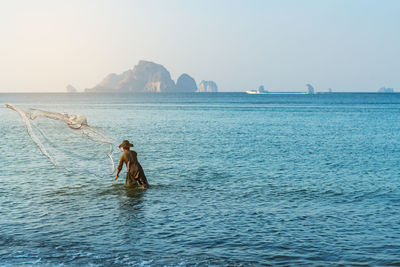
115, 140, 149, 189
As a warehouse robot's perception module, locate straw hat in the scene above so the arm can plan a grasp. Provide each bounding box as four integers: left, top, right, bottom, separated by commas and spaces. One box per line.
119, 140, 134, 149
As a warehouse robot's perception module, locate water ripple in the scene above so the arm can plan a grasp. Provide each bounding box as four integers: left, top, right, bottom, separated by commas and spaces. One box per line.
1, 93, 400, 265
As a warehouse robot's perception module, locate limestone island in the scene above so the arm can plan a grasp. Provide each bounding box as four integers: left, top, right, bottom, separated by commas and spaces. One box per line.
378, 87, 395, 93
198, 81, 218, 92
85, 60, 218, 93
66, 84, 78, 93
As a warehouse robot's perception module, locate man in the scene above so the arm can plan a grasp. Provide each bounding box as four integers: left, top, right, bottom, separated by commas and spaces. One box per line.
115, 140, 149, 189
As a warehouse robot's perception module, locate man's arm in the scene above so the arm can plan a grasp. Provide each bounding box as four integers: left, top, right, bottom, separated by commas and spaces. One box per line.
114, 169, 121, 181
114, 155, 124, 181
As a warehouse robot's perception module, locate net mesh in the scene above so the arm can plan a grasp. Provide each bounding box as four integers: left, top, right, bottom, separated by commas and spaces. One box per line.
6, 104, 120, 177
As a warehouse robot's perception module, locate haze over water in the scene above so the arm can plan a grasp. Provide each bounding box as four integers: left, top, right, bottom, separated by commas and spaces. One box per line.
1, 0, 399, 93
1, 92, 399, 266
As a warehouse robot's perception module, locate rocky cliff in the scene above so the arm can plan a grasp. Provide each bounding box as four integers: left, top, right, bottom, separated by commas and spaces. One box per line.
175, 74, 197, 92
91, 71, 133, 92
198, 80, 218, 92
85, 60, 215, 93
85, 61, 176, 92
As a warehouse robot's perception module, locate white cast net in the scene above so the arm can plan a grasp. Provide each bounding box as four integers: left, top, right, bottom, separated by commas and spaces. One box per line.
6, 104, 120, 177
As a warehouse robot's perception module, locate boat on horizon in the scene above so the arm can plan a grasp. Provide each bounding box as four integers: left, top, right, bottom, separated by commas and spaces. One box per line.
246, 85, 268, 94
246, 84, 316, 95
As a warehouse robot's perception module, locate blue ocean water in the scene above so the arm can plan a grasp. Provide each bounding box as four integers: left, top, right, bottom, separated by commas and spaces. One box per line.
0, 92, 400, 266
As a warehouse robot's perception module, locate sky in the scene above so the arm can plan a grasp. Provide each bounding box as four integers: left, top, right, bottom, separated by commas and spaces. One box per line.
0, 0, 399, 92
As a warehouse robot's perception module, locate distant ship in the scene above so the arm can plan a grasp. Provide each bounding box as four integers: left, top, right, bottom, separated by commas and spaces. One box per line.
246, 84, 316, 94
246, 85, 268, 94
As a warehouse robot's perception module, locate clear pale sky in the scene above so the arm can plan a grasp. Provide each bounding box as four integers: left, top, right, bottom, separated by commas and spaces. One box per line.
1, 0, 399, 92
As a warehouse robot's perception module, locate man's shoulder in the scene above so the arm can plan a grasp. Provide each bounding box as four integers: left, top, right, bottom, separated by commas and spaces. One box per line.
123, 150, 137, 157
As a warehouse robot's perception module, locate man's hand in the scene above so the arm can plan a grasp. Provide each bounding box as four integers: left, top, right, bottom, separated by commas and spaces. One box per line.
114, 169, 121, 181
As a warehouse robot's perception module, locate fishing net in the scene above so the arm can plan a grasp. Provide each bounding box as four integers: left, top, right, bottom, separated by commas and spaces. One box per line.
6, 104, 120, 177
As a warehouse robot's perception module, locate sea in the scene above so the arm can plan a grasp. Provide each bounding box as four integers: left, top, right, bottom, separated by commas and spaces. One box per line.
0, 92, 400, 266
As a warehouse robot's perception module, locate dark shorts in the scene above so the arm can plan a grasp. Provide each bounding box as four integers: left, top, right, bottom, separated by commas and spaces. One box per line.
125, 172, 149, 188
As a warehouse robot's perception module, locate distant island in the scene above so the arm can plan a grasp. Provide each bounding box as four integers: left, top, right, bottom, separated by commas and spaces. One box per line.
66, 84, 77, 93
378, 87, 395, 93
198, 81, 218, 92
306, 84, 315, 94
83, 60, 218, 93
